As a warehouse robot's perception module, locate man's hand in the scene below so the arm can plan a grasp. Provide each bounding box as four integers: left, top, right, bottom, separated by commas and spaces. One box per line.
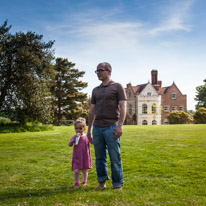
114, 100, 126, 139
115, 125, 123, 139
87, 130, 93, 140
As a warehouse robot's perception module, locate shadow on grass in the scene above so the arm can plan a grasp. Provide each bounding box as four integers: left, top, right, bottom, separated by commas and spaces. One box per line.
0, 186, 95, 201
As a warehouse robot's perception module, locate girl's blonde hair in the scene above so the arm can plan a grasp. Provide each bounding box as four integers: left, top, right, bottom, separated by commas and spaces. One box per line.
74, 117, 86, 127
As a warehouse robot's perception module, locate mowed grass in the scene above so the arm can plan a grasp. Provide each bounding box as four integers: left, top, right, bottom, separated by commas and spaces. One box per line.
0, 125, 206, 206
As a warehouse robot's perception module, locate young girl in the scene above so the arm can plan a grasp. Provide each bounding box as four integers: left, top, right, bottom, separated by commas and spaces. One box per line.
69, 117, 93, 188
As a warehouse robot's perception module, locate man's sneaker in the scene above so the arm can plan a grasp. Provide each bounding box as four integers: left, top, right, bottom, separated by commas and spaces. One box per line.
113, 186, 122, 190
95, 181, 106, 189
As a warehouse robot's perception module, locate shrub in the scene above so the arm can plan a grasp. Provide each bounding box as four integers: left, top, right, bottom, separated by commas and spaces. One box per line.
0, 124, 54, 133
193, 107, 206, 124
0, 117, 11, 123
167, 111, 193, 124
0, 117, 19, 126
0, 117, 53, 133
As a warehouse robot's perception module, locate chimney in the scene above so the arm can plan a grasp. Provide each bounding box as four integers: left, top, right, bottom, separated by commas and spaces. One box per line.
126, 83, 131, 88
151, 70, 158, 85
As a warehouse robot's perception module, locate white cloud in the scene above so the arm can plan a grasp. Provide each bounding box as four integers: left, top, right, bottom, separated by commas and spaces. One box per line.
149, 0, 193, 36
149, 16, 191, 36
74, 22, 142, 50
45, 0, 194, 50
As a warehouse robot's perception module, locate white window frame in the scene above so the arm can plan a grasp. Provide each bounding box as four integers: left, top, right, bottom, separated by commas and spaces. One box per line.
142, 104, 147, 114
142, 120, 148, 125
152, 104, 157, 113
179, 106, 184, 111
164, 106, 169, 112
171, 93, 176, 99
171, 106, 177, 111
164, 119, 169, 124
152, 120, 157, 125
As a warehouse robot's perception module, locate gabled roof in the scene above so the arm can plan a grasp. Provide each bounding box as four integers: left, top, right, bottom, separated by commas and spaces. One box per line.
125, 83, 147, 94
125, 83, 136, 94
126, 83, 160, 95
169, 82, 183, 95
138, 82, 159, 95
159, 86, 170, 94
159, 82, 183, 95
125, 72, 185, 96
135, 84, 147, 94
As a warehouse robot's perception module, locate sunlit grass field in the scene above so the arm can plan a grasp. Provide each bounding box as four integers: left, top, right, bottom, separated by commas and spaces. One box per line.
0, 125, 206, 206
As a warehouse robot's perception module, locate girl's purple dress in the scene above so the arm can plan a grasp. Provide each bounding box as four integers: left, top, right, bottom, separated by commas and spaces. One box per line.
69, 134, 93, 170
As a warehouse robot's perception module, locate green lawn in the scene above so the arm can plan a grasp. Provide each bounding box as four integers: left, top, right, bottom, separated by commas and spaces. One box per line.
0, 125, 206, 206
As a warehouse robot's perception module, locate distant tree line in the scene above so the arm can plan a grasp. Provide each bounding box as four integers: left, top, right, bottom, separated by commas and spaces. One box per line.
0, 20, 88, 125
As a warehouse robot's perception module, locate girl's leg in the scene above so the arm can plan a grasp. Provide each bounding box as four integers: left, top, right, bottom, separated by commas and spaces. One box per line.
74, 169, 80, 187
82, 169, 88, 185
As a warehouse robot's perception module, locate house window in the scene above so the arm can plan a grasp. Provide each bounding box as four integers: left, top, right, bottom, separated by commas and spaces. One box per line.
164, 119, 169, 124
152, 104, 156, 113
179, 106, 184, 111
164, 106, 169, 112
129, 104, 132, 115
128, 91, 132, 98
152, 120, 157, 125
142, 104, 147, 114
147, 92, 151, 96
142, 120, 148, 125
171, 93, 176, 99
171, 106, 177, 111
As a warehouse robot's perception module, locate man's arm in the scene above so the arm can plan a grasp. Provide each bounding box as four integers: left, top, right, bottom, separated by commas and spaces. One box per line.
115, 100, 127, 138
87, 103, 96, 139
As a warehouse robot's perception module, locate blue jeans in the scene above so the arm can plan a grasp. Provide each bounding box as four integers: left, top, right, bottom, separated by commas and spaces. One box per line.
93, 124, 124, 188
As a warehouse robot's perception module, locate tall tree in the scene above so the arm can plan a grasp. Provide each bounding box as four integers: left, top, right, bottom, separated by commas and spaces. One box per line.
195, 79, 206, 109
0, 20, 12, 108
0, 20, 55, 123
51, 58, 88, 124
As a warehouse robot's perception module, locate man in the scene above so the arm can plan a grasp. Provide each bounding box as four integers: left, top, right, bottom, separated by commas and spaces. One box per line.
87, 62, 127, 190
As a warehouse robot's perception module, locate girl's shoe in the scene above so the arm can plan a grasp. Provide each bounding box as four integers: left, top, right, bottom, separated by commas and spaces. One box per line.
73, 183, 80, 188
81, 182, 87, 186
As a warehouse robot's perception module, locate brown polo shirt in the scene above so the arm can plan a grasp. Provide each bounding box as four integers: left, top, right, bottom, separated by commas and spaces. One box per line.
91, 81, 127, 127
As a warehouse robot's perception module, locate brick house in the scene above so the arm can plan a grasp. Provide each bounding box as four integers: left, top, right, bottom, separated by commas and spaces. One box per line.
125, 70, 187, 125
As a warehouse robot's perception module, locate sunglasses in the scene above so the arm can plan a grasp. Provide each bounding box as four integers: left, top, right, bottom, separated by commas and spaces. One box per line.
94, 69, 109, 74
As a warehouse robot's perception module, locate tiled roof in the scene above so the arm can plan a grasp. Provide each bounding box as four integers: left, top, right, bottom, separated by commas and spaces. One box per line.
159, 86, 170, 94
127, 84, 172, 95
136, 84, 147, 94
125, 83, 147, 94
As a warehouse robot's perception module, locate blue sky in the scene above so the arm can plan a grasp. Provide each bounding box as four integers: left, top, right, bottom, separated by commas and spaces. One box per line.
1, 0, 206, 110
